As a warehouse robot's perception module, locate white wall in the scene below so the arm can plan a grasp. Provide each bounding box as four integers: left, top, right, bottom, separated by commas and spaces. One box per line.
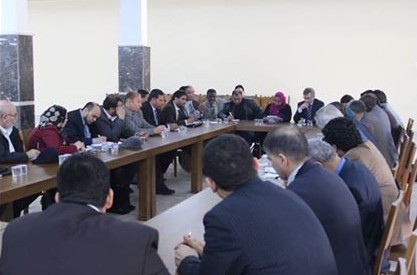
28, 0, 417, 123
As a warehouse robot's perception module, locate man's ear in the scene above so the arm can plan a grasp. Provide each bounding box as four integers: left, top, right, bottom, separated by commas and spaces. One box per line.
205, 177, 217, 193
54, 192, 61, 203
253, 157, 260, 173
104, 188, 114, 211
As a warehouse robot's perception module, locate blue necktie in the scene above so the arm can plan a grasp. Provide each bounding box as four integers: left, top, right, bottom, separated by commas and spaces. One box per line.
306, 105, 313, 121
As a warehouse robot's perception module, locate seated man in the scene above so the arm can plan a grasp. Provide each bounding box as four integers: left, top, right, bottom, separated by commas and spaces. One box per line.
264, 127, 370, 275
142, 89, 166, 127
180, 85, 201, 118
0, 100, 40, 218
293, 87, 324, 125
174, 134, 337, 275
161, 90, 196, 127
314, 104, 343, 129
63, 102, 106, 145
308, 139, 384, 266
0, 153, 169, 275
200, 88, 225, 120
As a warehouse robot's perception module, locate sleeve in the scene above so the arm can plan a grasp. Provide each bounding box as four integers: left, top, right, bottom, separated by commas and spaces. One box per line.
180, 211, 246, 275
217, 103, 230, 119
41, 128, 77, 154
63, 120, 93, 145
142, 228, 170, 275
293, 102, 303, 123
280, 105, 292, 122
160, 105, 176, 125
0, 140, 28, 164
94, 118, 126, 142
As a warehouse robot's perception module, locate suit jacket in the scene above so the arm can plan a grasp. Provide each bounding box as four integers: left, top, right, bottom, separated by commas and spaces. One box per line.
288, 160, 370, 275
0, 203, 169, 275
263, 104, 292, 122
160, 101, 189, 126
142, 101, 162, 126
63, 109, 94, 145
361, 107, 398, 168
344, 141, 411, 245
89, 107, 130, 142
0, 127, 28, 164
293, 98, 324, 124
339, 158, 384, 265
179, 178, 337, 275
123, 106, 155, 135
218, 98, 262, 120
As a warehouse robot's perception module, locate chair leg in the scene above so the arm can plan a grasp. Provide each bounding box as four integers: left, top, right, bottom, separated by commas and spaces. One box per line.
173, 156, 177, 177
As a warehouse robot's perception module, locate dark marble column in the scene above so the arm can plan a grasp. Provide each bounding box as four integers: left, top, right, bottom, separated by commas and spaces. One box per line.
0, 35, 35, 129
118, 46, 150, 93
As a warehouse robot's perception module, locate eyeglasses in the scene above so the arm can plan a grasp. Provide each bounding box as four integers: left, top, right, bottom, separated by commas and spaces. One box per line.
7, 113, 18, 118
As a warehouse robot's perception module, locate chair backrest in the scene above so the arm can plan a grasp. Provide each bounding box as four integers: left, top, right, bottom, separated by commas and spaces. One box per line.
394, 257, 407, 275
395, 137, 414, 185
403, 229, 417, 275
19, 128, 33, 152
374, 191, 404, 275
403, 158, 417, 208
406, 118, 414, 137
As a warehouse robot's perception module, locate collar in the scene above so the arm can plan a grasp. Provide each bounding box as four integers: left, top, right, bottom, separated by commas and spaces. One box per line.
174, 103, 180, 113
87, 204, 101, 213
287, 162, 304, 185
103, 108, 117, 122
79, 109, 87, 125
0, 125, 13, 137
335, 157, 346, 175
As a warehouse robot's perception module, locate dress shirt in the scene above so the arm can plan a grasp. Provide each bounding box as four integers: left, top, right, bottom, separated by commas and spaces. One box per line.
287, 162, 304, 185
335, 157, 346, 176
103, 109, 117, 122
0, 125, 15, 153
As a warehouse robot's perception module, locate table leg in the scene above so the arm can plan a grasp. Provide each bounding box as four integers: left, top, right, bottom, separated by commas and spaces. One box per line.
138, 156, 156, 220
190, 140, 204, 193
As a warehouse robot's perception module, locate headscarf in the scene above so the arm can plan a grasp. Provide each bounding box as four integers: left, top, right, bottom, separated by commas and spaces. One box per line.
39, 105, 67, 130
269, 91, 287, 116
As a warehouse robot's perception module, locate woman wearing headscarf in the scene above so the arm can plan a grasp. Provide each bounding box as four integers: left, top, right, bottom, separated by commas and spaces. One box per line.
263, 91, 292, 122
28, 105, 85, 154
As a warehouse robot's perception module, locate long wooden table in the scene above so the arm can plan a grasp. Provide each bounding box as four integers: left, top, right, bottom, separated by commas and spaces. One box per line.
145, 188, 220, 274
0, 122, 318, 221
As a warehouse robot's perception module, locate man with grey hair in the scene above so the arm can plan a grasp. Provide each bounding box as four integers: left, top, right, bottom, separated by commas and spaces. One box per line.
263, 126, 370, 275
308, 139, 384, 266
314, 104, 343, 129
0, 100, 40, 217
293, 87, 324, 124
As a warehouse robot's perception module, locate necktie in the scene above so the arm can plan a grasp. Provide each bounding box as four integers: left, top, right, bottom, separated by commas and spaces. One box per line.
306, 105, 313, 121
154, 109, 159, 125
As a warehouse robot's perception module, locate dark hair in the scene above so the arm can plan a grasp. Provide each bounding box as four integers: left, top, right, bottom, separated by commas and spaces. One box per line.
322, 117, 363, 152
372, 89, 387, 104
340, 94, 354, 104
57, 153, 110, 207
263, 126, 308, 162
170, 90, 187, 102
360, 93, 378, 112
234, 84, 245, 91
103, 94, 122, 110
203, 134, 256, 191
232, 89, 243, 96
348, 100, 366, 114
360, 89, 374, 97
206, 88, 217, 95
303, 87, 315, 96
137, 89, 149, 98
82, 102, 99, 111
179, 85, 191, 92
149, 89, 165, 100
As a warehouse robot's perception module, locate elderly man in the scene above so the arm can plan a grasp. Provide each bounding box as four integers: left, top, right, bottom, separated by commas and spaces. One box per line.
124, 91, 165, 137
314, 104, 344, 129
64, 102, 106, 145
293, 87, 324, 124
200, 89, 225, 120
0, 100, 40, 217
0, 153, 169, 275
308, 139, 384, 266
263, 126, 370, 275
180, 85, 201, 118
174, 134, 337, 275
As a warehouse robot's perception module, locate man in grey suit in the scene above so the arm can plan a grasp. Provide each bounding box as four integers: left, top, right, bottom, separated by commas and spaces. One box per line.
0, 153, 169, 275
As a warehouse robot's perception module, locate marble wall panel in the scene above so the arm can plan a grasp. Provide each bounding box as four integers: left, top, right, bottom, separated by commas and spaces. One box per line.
118, 46, 150, 93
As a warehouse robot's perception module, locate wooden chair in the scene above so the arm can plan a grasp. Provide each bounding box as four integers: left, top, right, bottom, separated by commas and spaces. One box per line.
394, 137, 414, 186
19, 128, 33, 151
406, 118, 414, 138
403, 160, 417, 209
390, 229, 417, 275
374, 191, 404, 275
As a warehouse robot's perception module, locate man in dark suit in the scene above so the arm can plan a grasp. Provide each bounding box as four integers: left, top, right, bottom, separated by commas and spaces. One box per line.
63, 102, 106, 145
142, 89, 166, 127
308, 139, 384, 266
293, 87, 324, 124
0, 100, 40, 217
264, 126, 371, 275
89, 94, 136, 214
175, 134, 337, 275
0, 153, 169, 275
160, 90, 196, 127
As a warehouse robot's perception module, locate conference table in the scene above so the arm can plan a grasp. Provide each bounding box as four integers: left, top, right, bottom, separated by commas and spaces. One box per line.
0, 121, 319, 221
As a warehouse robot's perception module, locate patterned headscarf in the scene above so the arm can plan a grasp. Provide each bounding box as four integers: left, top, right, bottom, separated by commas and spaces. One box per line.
269, 91, 287, 116
39, 105, 67, 130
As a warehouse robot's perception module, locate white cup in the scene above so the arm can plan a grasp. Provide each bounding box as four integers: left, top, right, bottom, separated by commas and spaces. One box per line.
11, 165, 22, 178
